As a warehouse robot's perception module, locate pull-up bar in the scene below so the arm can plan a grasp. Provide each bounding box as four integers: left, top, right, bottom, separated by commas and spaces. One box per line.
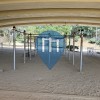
23, 32, 67, 63
67, 29, 84, 72
12, 27, 27, 69
11, 26, 83, 72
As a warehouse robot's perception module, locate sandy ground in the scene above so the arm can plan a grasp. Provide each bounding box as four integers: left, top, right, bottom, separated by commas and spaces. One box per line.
0, 47, 100, 99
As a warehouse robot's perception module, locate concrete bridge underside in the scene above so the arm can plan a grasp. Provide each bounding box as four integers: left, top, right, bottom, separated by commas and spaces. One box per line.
0, 0, 100, 27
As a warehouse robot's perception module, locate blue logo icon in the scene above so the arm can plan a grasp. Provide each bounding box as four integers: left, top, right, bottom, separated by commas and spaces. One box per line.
36, 31, 65, 69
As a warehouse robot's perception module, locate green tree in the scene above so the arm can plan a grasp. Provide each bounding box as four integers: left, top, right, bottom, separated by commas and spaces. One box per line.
71, 25, 96, 37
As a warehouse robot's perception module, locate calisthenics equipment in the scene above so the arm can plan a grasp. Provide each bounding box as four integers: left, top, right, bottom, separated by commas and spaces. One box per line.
23, 33, 38, 63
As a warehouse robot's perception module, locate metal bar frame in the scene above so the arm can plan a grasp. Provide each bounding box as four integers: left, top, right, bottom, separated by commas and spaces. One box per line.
29, 33, 32, 60
68, 35, 71, 61
27, 35, 30, 57
13, 26, 16, 71
73, 33, 75, 66
80, 31, 83, 72
24, 30, 26, 63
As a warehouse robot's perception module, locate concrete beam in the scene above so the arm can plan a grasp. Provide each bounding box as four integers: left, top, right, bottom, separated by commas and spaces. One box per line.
0, 9, 100, 20
0, 1, 100, 26
0, 1, 100, 11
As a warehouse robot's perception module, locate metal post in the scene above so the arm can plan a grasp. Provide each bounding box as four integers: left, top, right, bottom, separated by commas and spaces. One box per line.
24, 30, 26, 63
34, 36, 37, 56
96, 27, 98, 40
63, 35, 66, 55
30, 33, 32, 60
68, 35, 71, 61
73, 32, 75, 66
65, 35, 67, 55
0, 43, 3, 51
13, 26, 16, 71
80, 30, 83, 72
27, 35, 30, 57
95, 27, 98, 50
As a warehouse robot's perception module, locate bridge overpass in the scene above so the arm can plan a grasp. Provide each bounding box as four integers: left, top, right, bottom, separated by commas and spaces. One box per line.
0, 0, 100, 27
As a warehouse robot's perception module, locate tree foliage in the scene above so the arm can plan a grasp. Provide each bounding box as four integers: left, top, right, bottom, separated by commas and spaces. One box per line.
0, 25, 100, 45
16, 25, 72, 35
71, 25, 96, 37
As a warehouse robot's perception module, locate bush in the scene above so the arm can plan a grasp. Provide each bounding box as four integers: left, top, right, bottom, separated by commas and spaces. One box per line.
88, 37, 96, 44
75, 36, 80, 42
16, 36, 24, 43
66, 45, 79, 51
0, 33, 4, 37
96, 40, 100, 45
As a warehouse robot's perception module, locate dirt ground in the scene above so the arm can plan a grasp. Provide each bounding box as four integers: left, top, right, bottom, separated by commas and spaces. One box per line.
0, 90, 100, 100
0, 46, 100, 99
